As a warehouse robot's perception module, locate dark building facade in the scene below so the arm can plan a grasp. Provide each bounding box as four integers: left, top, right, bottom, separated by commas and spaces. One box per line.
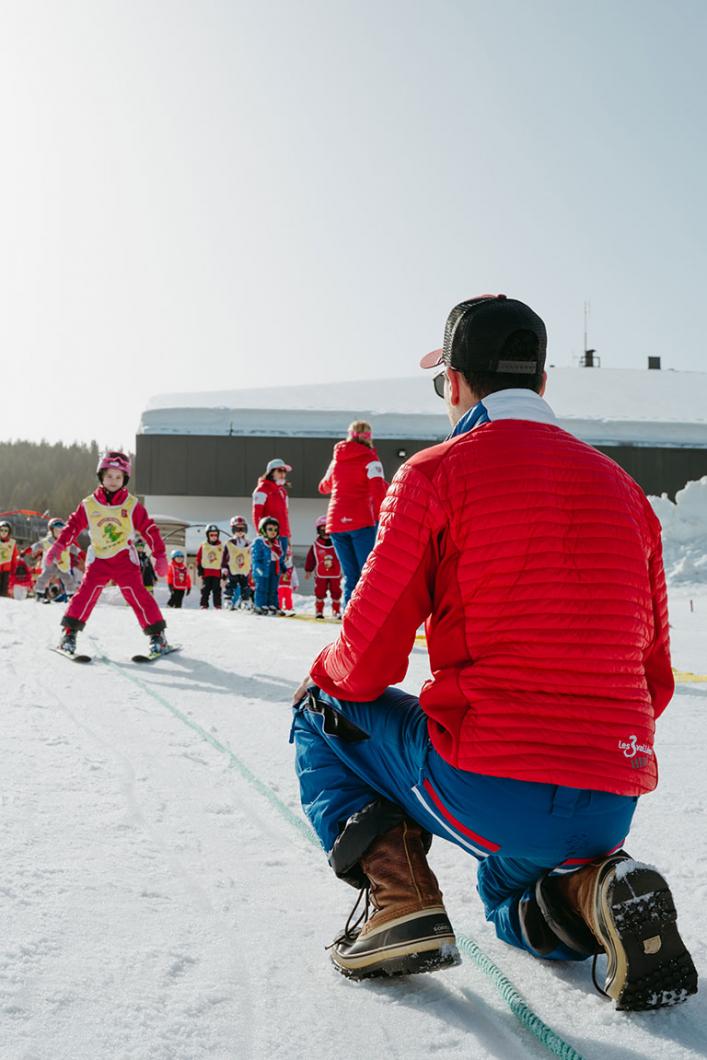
136, 432, 706, 502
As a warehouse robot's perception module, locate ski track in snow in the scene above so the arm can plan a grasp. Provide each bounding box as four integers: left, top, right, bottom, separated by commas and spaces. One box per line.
1, 592, 706, 1060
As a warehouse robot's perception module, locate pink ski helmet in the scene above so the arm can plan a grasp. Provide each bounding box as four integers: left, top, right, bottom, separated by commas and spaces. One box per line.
315, 515, 328, 529
97, 450, 132, 483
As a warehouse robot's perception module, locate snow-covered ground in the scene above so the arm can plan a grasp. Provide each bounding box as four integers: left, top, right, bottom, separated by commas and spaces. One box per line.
2, 588, 706, 1060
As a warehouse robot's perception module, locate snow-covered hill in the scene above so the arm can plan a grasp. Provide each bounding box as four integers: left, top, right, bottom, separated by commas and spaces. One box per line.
1, 592, 705, 1059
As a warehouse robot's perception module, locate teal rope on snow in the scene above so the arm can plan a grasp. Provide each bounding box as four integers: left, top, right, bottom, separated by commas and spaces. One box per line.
100, 651, 585, 1060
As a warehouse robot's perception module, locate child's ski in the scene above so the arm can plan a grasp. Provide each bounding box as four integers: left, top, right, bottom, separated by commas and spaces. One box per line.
131, 645, 181, 664
51, 646, 93, 663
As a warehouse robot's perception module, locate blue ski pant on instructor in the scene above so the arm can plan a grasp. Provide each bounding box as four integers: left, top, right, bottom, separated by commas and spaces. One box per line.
291, 686, 637, 961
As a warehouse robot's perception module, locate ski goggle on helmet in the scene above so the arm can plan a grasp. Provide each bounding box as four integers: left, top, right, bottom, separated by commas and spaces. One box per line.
48, 518, 66, 532
206, 524, 220, 538
97, 450, 132, 481
230, 516, 248, 532
0, 521, 11, 534
259, 516, 280, 535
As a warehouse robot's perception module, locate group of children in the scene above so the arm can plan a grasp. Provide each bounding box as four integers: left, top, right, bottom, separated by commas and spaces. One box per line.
189, 511, 342, 619
0, 518, 85, 602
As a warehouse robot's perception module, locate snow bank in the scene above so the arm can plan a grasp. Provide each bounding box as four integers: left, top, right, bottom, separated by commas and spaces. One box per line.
650, 476, 707, 584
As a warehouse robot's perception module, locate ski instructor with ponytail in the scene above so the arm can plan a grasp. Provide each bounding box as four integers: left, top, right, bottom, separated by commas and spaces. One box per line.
48, 450, 171, 658
290, 294, 697, 1011
318, 420, 388, 607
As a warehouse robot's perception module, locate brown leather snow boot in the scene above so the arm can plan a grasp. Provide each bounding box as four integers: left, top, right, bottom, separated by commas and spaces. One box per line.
329, 820, 460, 979
544, 854, 698, 1010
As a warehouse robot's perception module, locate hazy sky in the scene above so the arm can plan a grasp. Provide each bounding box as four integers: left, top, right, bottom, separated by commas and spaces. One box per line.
1, 0, 705, 447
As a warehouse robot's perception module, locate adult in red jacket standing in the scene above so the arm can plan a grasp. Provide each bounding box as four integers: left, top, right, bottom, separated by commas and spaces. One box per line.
252, 458, 292, 568
318, 420, 387, 607
290, 295, 696, 1011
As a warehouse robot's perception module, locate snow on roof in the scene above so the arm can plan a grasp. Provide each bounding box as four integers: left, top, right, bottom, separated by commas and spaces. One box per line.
140, 367, 707, 448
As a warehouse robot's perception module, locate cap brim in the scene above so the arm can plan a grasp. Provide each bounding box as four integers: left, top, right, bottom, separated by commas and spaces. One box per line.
420, 348, 444, 370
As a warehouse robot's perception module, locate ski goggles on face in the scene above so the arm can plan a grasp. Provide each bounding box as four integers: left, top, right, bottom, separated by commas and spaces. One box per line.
433, 369, 447, 399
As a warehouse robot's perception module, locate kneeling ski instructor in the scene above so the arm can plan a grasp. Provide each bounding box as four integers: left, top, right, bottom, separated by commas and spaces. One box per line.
290, 294, 697, 1011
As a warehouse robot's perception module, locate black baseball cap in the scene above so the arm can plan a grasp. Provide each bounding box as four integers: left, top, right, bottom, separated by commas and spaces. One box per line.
420, 294, 547, 376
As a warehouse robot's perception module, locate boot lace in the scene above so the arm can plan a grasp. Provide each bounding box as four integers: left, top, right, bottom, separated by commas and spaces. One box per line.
326, 886, 370, 949
591, 954, 609, 998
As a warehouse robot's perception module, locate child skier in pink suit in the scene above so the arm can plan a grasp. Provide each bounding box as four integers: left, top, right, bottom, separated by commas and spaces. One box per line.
47, 451, 170, 656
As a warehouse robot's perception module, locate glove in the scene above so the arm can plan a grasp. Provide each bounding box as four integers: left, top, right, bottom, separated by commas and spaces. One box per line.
186, 587, 191, 596
154, 554, 168, 578
45, 546, 60, 567
221, 568, 229, 578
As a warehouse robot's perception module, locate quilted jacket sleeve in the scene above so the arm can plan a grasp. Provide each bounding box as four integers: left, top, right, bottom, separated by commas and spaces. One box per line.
644, 524, 674, 720
366, 453, 388, 521
310, 461, 445, 701
318, 460, 335, 496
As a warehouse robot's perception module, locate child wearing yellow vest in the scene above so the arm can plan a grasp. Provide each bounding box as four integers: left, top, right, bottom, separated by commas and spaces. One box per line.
0, 520, 19, 597
222, 515, 252, 610
196, 524, 224, 609
47, 451, 169, 656
32, 518, 81, 601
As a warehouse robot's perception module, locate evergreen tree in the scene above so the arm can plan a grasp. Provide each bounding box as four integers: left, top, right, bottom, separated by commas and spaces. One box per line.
0, 440, 135, 519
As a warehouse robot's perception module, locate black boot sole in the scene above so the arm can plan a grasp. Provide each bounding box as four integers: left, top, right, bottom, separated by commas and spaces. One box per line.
598, 865, 698, 1010
332, 941, 461, 981
329, 908, 461, 981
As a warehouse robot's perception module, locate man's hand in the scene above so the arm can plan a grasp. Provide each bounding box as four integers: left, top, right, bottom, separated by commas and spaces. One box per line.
292, 674, 313, 705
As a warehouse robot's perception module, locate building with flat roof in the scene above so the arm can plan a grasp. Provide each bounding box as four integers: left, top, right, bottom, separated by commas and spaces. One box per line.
136, 367, 707, 549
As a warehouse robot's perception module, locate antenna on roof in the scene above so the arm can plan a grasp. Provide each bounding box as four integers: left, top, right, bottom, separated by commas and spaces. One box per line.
581, 300, 600, 367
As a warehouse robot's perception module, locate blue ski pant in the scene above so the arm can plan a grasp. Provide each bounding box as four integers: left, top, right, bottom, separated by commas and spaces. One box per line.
254, 563, 279, 609
291, 687, 637, 961
330, 525, 377, 607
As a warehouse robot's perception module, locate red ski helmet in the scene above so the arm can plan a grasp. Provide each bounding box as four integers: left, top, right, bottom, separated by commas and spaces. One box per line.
97, 450, 132, 483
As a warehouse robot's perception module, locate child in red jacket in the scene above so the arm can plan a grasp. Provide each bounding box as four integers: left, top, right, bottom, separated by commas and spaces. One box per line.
12, 548, 34, 600
167, 549, 192, 608
277, 552, 299, 615
47, 451, 170, 656
304, 516, 342, 619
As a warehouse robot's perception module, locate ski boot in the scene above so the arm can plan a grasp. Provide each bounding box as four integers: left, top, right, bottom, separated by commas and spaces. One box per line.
59, 628, 77, 655
329, 820, 460, 980
148, 632, 169, 656
536, 853, 698, 1009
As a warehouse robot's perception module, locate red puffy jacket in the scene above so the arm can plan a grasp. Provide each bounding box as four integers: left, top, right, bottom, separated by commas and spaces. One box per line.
252, 477, 291, 537
310, 416, 673, 797
318, 440, 388, 534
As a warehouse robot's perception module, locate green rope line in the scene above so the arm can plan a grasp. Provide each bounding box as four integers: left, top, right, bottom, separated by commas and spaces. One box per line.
455, 936, 584, 1060
100, 651, 584, 1060
97, 652, 316, 848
